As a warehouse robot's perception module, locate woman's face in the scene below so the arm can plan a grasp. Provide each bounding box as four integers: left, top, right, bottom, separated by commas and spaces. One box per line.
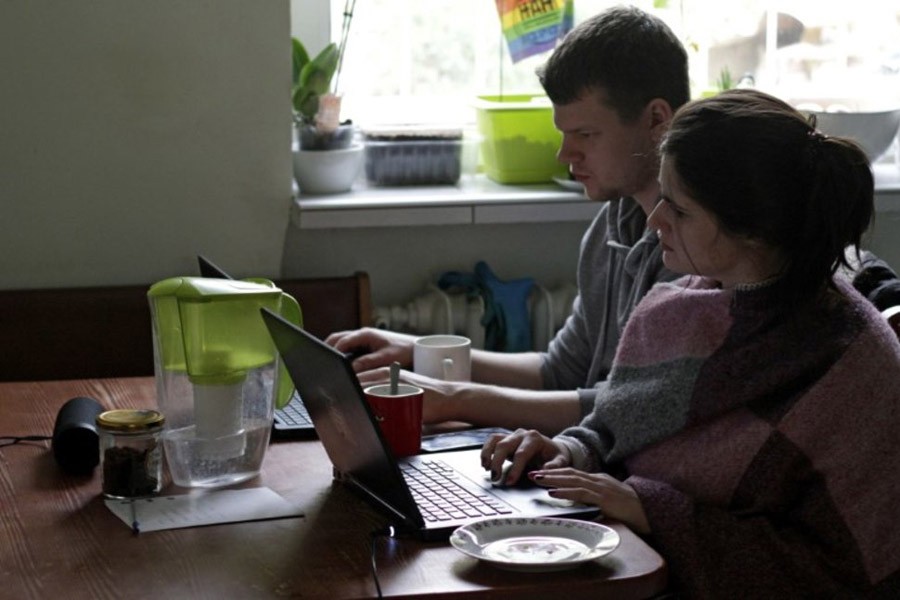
649, 156, 782, 288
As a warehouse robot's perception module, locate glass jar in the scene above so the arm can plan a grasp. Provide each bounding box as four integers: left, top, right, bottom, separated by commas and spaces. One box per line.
96, 409, 165, 499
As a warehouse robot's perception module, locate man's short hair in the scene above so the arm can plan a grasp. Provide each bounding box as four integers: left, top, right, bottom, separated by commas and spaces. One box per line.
538, 5, 690, 122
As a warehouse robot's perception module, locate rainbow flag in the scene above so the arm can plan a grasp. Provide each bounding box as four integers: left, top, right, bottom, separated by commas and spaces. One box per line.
495, 0, 574, 63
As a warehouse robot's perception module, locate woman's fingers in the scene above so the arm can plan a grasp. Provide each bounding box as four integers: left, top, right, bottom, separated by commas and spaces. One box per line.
479, 429, 564, 485
528, 469, 650, 533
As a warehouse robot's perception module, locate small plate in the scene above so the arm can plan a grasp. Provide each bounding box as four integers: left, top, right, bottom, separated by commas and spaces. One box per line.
552, 176, 585, 193
450, 517, 620, 572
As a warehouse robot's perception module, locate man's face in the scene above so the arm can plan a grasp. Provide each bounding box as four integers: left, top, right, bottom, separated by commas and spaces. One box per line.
553, 89, 660, 205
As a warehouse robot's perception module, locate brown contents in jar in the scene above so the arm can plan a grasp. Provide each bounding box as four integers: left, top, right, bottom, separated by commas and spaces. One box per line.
102, 446, 158, 497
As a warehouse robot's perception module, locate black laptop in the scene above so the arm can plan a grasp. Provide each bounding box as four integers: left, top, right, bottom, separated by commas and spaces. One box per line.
260, 308, 599, 540
197, 255, 315, 435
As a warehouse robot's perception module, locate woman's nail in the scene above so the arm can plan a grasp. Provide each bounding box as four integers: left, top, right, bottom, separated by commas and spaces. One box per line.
529, 471, 543, 481
548, 489, 560, 497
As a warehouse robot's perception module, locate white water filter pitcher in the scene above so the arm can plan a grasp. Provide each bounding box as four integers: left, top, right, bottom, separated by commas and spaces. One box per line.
147, 277, 301, 488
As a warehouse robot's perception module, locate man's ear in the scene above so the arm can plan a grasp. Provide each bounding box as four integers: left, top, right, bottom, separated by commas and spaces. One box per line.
646, 98, 674, 144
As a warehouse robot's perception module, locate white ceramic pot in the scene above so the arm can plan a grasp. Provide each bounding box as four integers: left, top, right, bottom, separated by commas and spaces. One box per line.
292, 143, 364, 195
807, 109, 900, 163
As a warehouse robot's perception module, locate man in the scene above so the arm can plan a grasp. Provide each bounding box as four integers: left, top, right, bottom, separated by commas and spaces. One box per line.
326, 6, 687, 434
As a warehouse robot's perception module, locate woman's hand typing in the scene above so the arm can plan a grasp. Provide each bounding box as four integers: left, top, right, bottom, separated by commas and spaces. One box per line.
480, 429, 651, 534
480, 428, 570, 486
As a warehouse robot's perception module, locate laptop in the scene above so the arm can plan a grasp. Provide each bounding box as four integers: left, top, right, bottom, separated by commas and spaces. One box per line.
197, 255, 315, 436
260, 308, 599, 540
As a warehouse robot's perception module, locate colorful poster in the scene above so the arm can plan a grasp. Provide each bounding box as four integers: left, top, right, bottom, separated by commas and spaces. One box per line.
495, 0, 574, 63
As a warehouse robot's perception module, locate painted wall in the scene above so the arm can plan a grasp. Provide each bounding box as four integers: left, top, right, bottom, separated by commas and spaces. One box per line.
0, 1, 291, 289
282, 219, 591, 306
3, 0, 898, 310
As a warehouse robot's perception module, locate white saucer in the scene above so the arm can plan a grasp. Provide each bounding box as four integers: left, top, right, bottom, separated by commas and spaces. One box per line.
552, 176, 585, 193
450, 517, 620, 572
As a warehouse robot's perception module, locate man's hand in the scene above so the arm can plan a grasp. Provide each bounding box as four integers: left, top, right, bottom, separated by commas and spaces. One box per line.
325, 327, 417, 373
355, 366, 461, 424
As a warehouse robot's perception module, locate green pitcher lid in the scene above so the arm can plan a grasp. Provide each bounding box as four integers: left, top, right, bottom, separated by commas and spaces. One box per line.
147, 276, 279, 300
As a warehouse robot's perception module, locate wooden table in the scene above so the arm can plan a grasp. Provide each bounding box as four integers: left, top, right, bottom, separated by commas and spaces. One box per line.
0, 377, 668, 599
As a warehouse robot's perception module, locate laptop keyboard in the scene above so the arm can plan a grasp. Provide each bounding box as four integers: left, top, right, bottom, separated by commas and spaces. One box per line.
401, 459, 514, 523
274, 392, 312, 427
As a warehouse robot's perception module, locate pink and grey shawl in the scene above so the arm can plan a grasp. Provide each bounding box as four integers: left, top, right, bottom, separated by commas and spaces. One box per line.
559, 276, 900, 597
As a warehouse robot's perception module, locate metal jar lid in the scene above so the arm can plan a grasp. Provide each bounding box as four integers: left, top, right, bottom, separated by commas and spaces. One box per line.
96, 409, 165, 432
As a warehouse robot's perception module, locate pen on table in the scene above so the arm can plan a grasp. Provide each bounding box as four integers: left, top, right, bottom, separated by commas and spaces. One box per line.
130, 500, 141, 535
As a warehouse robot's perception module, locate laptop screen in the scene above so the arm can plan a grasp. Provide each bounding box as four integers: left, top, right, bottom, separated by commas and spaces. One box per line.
197, 255, 231, 279
260, 309, 421, 526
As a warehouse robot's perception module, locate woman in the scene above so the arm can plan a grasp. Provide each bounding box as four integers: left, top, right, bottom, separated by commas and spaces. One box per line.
482, 89, 900, 597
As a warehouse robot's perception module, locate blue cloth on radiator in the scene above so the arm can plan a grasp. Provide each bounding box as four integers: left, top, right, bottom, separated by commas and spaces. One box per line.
438, 261, 534, 352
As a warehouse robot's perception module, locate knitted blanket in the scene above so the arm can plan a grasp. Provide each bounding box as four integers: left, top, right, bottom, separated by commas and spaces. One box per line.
559, 276, 900, 597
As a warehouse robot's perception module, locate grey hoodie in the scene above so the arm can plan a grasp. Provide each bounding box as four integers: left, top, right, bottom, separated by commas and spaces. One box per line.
540, 196, 676, 417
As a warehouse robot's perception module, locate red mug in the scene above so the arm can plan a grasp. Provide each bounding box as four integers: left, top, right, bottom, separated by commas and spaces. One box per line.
363, 383, 424, 457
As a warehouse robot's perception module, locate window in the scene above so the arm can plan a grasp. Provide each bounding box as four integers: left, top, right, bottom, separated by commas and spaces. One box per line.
326, 0, 553, 126
292, 1, 900, 127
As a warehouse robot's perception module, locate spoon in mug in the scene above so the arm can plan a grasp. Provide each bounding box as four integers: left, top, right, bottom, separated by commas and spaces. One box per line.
389, 361, 400, 395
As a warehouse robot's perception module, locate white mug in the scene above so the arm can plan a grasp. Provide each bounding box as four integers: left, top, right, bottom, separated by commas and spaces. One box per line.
413, 335, 471, 381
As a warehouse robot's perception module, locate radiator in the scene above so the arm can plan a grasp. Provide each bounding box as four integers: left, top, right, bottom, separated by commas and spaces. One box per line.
373, 282, 577, 351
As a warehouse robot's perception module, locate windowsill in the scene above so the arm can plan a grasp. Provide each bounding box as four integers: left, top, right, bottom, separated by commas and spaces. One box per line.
292, 162, 900, 230
291, 175, 596, 229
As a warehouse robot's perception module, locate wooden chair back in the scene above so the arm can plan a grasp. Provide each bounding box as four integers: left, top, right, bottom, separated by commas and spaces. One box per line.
0, 272, 371, 382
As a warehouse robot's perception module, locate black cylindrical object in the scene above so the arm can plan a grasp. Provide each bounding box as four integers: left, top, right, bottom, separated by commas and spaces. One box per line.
52, 396, 104, 475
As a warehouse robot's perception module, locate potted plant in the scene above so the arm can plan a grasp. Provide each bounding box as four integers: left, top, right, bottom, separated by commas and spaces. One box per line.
291, 15, 364, 195
291, 38, 354, 151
